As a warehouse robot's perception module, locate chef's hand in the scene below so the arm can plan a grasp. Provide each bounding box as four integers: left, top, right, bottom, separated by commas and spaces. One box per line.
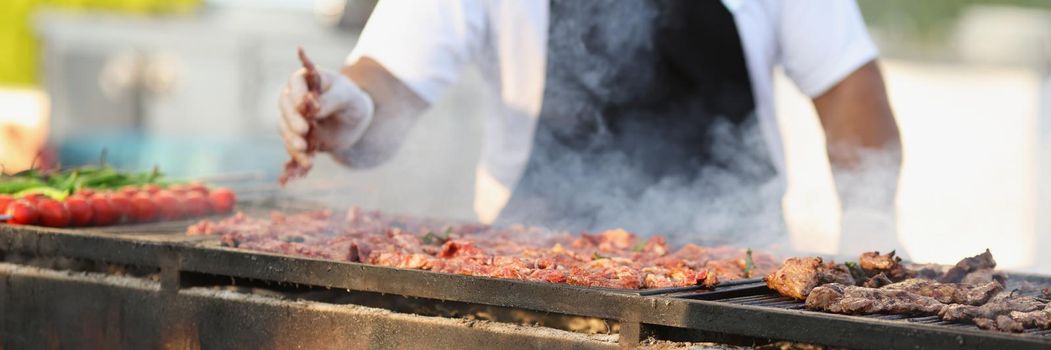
279, 67, 374, 160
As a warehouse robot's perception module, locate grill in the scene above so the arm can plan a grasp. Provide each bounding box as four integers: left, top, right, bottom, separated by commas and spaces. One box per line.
2, 190, 1051, 349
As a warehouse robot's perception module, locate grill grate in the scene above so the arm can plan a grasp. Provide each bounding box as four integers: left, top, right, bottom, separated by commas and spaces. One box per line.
3, 192, 1051, 349
673, 278, 1051, 341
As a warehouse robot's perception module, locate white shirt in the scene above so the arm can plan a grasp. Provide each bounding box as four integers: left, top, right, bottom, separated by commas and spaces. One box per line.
348, 0, 878, 223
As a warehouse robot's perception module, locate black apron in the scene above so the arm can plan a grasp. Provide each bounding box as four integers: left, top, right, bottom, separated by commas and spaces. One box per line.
497, 0, 783, 245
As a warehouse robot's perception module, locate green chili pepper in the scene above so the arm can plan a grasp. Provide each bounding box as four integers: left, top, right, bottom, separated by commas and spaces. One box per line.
14, 186, 69, 200
0, 178, 47, 194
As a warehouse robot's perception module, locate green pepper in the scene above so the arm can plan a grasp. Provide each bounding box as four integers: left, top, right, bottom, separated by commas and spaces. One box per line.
0, 177, 47, 194
14, 186, 69, 200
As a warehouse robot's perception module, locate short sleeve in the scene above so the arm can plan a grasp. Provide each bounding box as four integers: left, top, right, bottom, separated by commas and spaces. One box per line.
779, 1, 878, 97
348, 0, 486, 103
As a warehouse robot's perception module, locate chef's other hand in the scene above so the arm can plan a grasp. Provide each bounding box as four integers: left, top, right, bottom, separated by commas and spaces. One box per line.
279, 67, 374, 159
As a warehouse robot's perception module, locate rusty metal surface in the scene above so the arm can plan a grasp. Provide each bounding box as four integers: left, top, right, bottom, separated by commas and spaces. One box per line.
0, 262, 618, 350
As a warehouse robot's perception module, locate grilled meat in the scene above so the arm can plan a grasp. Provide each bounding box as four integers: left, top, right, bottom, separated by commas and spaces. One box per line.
805, 283, 947, 315
940, 292, 1046, 322
881, 279, 1002, 306
765, 257, 854, 300
859, 250, 910, 281
188, 209, 771, 289
1009, 308, 1051, 329
939, 249, 996, 283
974, 315, 1025, 333
861, 273, 893, 288
960, 268, 1008, 286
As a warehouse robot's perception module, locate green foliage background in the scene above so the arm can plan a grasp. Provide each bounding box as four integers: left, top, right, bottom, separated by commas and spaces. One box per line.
0, 0, 200, 87
857, 0, 1051, 46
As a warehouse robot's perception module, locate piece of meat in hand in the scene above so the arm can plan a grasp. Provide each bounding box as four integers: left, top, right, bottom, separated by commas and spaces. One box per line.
765, 257, 855, 300
805, 283, 947, 315
280, 47, 323, 186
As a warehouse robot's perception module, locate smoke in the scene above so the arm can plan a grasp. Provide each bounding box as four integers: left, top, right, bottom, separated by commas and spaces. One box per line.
830, 145, 904, 257
496, 115, 789, 251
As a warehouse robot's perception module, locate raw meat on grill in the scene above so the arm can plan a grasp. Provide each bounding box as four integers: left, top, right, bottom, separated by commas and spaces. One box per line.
881, 279, 1003, 306
764, 257, 854, 300
187, 208, 775, 289
805, 283, 948, 315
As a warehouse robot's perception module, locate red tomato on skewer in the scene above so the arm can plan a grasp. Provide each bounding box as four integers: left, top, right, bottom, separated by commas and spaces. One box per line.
64, 196, 94, 227
183, 192, 211, 217
108, 193, 134, 223
5, 199, 39, 225
130, 193, 159, 222
37, 198, 71, 227
0, 194, 13, 213
90, 196, 119, 226
152, 190, 185, 220
207, 188, 236, 214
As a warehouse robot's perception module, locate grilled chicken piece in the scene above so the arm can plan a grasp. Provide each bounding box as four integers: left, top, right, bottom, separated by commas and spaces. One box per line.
881, 279, 1002, 306
765, 257, 854, 300
859, 250, 910, 281
805, 283, 947, 315
939, 249, 996, 283
940, 292, 1046, 322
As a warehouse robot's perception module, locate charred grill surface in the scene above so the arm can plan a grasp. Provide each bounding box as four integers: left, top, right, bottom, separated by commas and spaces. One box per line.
2, 195, 1051, 349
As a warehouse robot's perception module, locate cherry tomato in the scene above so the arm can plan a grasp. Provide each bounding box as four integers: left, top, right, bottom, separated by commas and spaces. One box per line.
5, 199, 39, 225
130, 193, 159, 222
75, 188, 96, 198
188, 181, 209, 196
141, 184, 162, 195
207, 188, 236, 214
64, 196, 94, 227
21, 193, 46, 205
183, 192, 211, 217
0, 194, 13, 213
167, 184, 189, 196
152, 190, 185, 220
37, 198, 71, 228
119, 186, 140, 198
90, 196, 119, 226
107, 193, 134, 223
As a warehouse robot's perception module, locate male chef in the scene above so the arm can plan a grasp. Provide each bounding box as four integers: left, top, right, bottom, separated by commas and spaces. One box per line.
278, 0, 902, 252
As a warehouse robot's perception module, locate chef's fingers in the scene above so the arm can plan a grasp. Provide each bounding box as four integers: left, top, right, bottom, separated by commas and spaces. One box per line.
287, 68, 310, 102
319, 68, 337, 92
284, 140, 313, 168
280, 89, 310, 135
279, 112, 307, 152
316, 85, 352, 120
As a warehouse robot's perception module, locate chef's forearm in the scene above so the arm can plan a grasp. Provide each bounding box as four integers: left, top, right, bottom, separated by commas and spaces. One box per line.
334, 57, 428, 168
813, 60, 902, 212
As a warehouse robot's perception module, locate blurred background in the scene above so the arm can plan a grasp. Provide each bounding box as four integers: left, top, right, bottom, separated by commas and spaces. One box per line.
1, 0, 1050, 271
